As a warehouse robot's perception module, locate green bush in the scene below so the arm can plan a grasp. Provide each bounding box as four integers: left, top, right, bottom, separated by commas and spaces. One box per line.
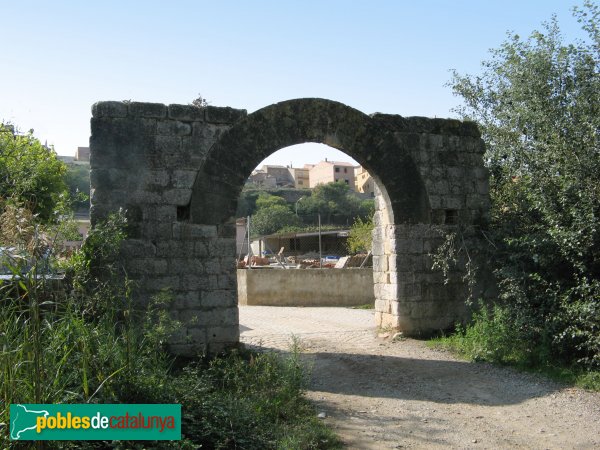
448, 2, 600, 371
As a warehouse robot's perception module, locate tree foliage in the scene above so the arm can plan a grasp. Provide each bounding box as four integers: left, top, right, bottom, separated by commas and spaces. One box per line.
64, 164, 90, 212
450, 1, 600, 369
250, 205, 300, 236
347, 216, 374, 254
297, 181, 374, 224
0, 123, 68, 222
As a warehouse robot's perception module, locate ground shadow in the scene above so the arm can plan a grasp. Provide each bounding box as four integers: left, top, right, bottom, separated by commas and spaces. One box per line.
305, 351, 562, 407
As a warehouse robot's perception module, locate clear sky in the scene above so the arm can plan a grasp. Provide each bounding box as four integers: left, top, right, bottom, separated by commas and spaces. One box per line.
0, 0, 587, 167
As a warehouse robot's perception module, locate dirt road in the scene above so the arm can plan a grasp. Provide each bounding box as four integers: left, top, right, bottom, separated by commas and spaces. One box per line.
239, 306, 600, 449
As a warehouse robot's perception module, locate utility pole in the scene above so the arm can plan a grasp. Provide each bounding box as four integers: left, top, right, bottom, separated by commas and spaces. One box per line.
318, 213, 322, 269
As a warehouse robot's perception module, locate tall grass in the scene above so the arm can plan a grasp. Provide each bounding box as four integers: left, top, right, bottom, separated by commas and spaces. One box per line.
429, 302, 600, 391
1, 211, 340, 449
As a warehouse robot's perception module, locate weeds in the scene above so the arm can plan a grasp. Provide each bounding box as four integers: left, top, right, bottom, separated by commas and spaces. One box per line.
429, 302, 600, 392
0, 209, 340, 448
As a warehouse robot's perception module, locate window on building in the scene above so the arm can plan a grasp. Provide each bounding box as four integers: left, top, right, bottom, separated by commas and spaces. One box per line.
345, 179, 349, 184
335, 167, 340, 173
344, 167, 348, 173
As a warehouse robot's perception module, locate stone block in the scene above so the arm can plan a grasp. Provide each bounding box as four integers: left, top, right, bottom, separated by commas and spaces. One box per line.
396, 238, 424, 255
373, 255, 388, 272
142, 205, 177, 223
375, 283, 398, 301
156, 240, 195, 258
201, 290, 237, 308
141, 170, 170, 188
172, 223, 217, 240
181, 135, 210, 165
157, 120, 192, 136
141, 222, 172, 239
127, 258, 168, 275
180, 274, 210, 290
169, 258, 204, 274
204, 106, 247, 124
187, 325, 207, 342
428, 194, 442, 209
206, 325, 239, 343
194, 241, 210, 257
143, 276, 180, 291
374, 298, 387, 313
466, 195, 488, 209
128, 189, 162, 204
120, 239, 157, 258
129, 101, 167, 118
162, 188, 192, 206
168, 104, 205, 121
172, 170, 198, 189
92, 101, 128, 118
390, 301, 412, 317
443, 196, 464, 209
208, 238, 236, 256
399, 282, 422, 297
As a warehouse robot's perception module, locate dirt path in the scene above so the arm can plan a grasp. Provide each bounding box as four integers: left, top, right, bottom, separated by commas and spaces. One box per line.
240, 306, 600, 449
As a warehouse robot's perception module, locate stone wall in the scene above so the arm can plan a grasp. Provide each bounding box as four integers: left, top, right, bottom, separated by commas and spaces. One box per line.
369, 115, 490, 333
89, 98, 490, 355
90, 101, 246, 355
237, 268, 375, 307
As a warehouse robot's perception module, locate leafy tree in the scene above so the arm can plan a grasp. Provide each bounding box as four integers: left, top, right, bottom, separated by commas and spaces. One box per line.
250, 205, 300, 236
255, 192, 287, 210
347, 216, 374, 254
450, 1, 600, 369
297, 181, 373, 224
0, 123, 68, 222
64, 163, 90, 212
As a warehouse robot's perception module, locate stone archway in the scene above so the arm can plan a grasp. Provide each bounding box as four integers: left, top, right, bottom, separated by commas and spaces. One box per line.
90, 98, 490, 355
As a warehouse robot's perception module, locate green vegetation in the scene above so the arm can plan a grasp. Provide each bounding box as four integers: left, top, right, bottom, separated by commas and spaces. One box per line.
0, 123, 68, 222
428, 305, 600, 391
64, 163, 90, 212
0, 122, 340, 448
250, 197, 301, 236
435, 2, 600, 386
244, 182, 374, 237
295, 181, 374, 225
0, 210, 340, 448
347, 216, 374, 254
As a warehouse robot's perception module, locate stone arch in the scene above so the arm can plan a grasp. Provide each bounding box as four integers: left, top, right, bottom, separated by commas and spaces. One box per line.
190, 98, 430, 226
89, 98, 490, 355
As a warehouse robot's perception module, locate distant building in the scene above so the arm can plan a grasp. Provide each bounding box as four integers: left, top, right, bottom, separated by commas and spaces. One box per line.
247, 170, 277, 188
260, 165, 295, 187
288, 167, 310, 188
355, 166, 375, 197
309, 159, 356, 190
75, 146, 90, 162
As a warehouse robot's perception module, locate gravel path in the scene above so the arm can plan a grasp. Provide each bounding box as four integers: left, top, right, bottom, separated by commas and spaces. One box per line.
239, 306, 600, 449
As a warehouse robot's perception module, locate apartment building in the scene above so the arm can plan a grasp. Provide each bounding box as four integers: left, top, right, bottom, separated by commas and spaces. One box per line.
309, 159, 356, 190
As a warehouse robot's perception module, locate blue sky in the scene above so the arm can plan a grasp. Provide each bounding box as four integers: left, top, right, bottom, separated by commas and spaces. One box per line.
0, 0, 588, 167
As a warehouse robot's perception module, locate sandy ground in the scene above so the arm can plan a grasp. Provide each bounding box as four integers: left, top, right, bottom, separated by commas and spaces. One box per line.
239, 306, 600, 450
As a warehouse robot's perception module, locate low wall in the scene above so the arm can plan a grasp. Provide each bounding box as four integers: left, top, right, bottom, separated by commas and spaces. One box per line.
237, 268, 375, 307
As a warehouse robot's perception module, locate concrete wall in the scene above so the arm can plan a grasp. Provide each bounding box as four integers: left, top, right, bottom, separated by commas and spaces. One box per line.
237, 268, 374, 307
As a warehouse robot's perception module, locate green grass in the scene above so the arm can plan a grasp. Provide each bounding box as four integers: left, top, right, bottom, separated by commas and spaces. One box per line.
350, 303, 374, 310
428, 304, 600, 392
0, 213, 341, 449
